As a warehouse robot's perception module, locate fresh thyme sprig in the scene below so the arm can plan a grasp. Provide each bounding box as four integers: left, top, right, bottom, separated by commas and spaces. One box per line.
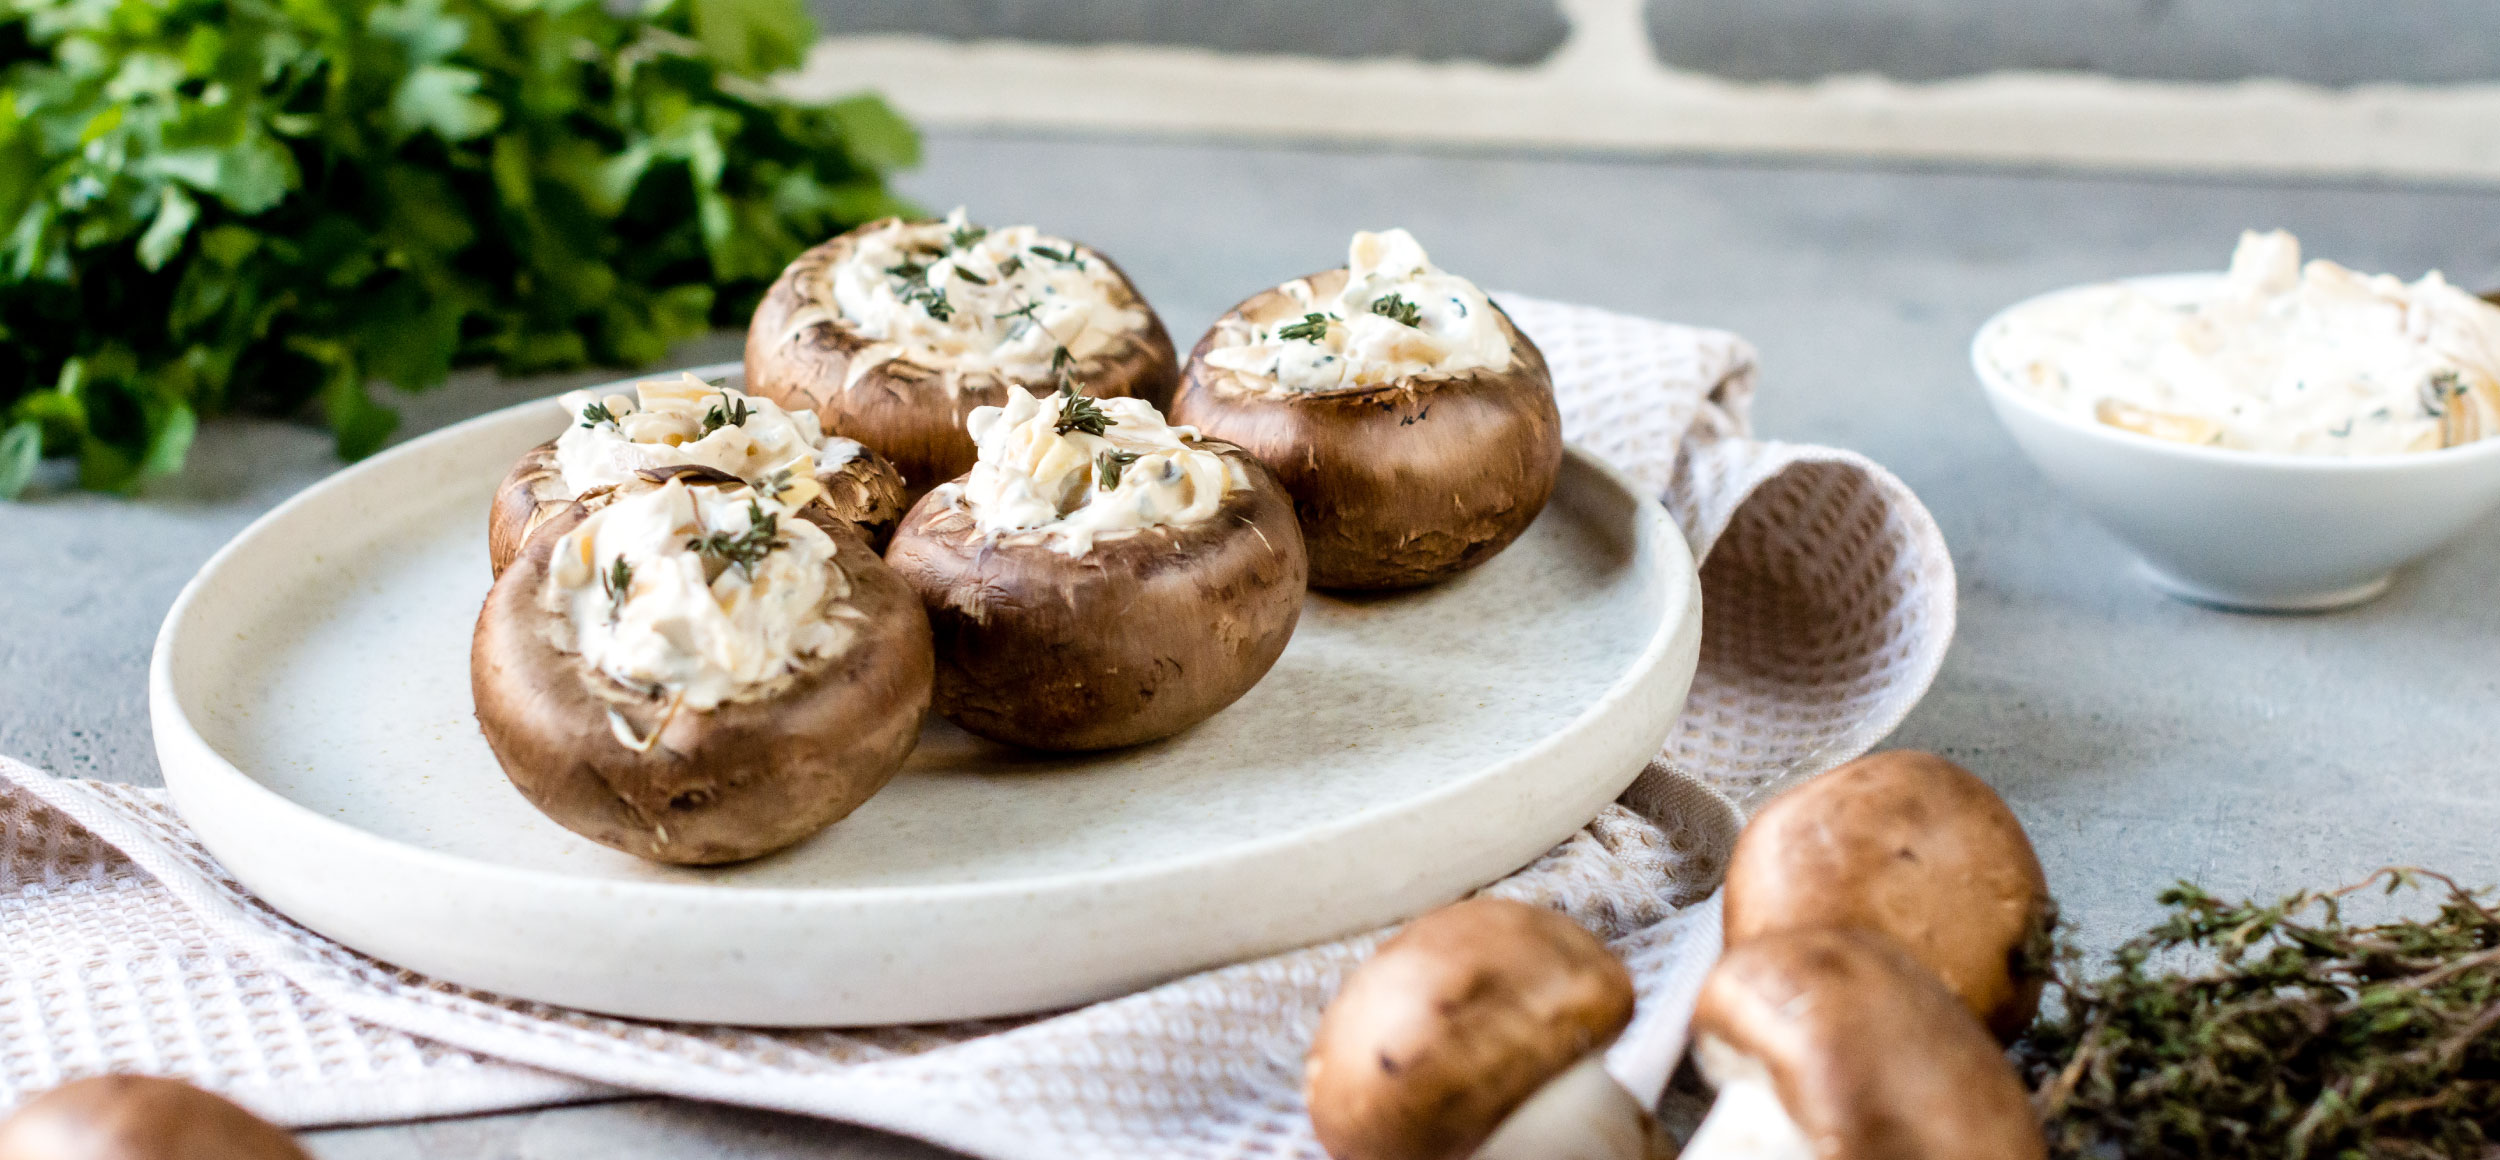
2018, 867, 2500, 1159
700, 391, 749, 435
949, 222, 987, 250
1278, 312, 1333, 342
1053, 378, 1113, 437
1096, 449, 1140, 489
888, 258, 955, 321
1370, 294, 1423, 327
686, 500, 783, 580
579, 401, 620, 429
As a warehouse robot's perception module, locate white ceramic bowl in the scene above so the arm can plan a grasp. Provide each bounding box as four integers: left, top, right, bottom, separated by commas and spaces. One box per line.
1974, 273, 2500, 612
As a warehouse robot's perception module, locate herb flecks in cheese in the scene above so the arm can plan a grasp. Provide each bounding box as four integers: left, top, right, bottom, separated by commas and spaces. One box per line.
1202, 228, 1512, 392
937, 390, 1247, 556
542, 478, 857, 715
795, 208, 1147, 389
552, 374, 867, 511
1981, 230, 2500, 456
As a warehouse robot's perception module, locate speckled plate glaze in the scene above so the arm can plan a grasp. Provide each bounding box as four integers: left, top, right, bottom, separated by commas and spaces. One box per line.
149, 364, 1702, 1026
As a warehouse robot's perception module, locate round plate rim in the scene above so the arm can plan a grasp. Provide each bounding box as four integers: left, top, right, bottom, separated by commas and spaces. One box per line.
146, 367, 1701, 1020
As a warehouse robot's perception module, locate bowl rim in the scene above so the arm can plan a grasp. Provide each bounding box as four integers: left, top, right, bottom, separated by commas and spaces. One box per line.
1970, 271, 2500, 473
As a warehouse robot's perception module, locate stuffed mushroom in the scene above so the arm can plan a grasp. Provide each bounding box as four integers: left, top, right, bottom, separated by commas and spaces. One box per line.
472, 472, 934, 864
745, 208, 1180, 495
489, 374, 906, 576
1174, 229, 1561, 590
884, 383, 1306, 751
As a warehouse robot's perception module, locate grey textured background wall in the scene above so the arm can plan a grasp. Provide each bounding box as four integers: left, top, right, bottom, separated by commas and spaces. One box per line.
815, 0, 2500, 85
814, 0, 1571, 64
1644, 0, 2500, 85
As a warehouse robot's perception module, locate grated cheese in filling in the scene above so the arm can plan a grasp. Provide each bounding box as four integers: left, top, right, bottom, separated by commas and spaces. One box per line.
540, 478, 857, 718
1200, 228, 1511, 392
553, 374, 868, 512
931, 388, 1246, 556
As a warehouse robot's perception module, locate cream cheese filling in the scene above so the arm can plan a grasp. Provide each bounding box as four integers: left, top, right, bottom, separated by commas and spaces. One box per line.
1981, 230, 2500, 456
782, 208, 1147, 389
1201, 228, 1512, 392
540, 478, 857, 721
933, 387, 1246, 556
553, 374, 866, 512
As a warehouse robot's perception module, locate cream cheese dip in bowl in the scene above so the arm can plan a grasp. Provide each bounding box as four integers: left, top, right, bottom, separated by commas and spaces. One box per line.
1973, 231, 2500, 612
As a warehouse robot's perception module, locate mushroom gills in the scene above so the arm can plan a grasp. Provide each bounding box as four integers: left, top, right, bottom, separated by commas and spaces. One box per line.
1680, 1036, 1815, 1160
1469, 1055, 1675, 1160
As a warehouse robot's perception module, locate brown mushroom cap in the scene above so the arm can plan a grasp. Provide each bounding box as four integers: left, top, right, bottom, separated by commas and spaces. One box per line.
882, 444, 1305, 751
486, 440, 574, 578
472, 501, 934, 864
486, 441, 911, 577
1722, 750, 2056, 1041
1691, 927, 2046, 1160
1171, 270, 1562, 591
0, 1076, 308, 1160
815, 441, 911, 551
744, 221, 1181, 495
1304, 897, 1636, 1160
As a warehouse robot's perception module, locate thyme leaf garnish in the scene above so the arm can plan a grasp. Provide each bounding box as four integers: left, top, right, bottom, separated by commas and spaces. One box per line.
996, 255, 1023, 278
1096, 449, 1140, 489
686, 500, 782, 580
953, 266, 992, 286
949, 222, 987, 250
997, 299, 1043, 339
601, 557, 632, 623
2019, 868, 2500, 1159
1026, 244, 1084, 269
700, 391, 749, 435
579, 401, 619, 429
889, 258, 954, 321
1370, 294, 1422, 327
1053, 378, 1112, 437
1277, 312, 1333, 342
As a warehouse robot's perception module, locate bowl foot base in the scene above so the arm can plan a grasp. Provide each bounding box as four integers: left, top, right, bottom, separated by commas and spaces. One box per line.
2135, 561, 2392, 614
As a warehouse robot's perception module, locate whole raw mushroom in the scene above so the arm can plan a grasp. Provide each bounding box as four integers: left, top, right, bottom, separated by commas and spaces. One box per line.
0, 1076, 308, 1160
1303, 897, 1672, 1160
1680, 927, 2047, 1160
1722, 749, 2057, 1039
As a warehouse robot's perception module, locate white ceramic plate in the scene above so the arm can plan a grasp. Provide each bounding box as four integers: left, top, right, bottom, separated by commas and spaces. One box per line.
149, 365, 1702, 1026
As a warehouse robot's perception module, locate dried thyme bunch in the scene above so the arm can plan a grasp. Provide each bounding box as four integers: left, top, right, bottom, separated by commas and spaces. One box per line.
2017, 868, 2500, 1159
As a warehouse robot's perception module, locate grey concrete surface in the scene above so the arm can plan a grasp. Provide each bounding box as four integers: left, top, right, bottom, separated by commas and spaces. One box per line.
814, 0, 1570, 64
9, 132, 2500, 1155
1643, 0, 2500, 85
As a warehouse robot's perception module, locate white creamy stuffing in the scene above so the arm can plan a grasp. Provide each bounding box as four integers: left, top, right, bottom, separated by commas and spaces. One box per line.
1201, 228, 1511, 392
540, 478, 857, 722
785, 208, 1146, 388
1981, 230, 2500, 456
553, 374, 866, 510
933, 387, 1246, 556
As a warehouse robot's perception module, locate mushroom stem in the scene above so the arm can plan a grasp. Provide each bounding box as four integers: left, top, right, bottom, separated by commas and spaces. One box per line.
1679, 1036, 1815, 1160
1470, 1055, 1674, 1160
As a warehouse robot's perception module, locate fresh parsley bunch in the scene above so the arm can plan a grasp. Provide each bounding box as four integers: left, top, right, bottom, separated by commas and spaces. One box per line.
0, 0, 918, 496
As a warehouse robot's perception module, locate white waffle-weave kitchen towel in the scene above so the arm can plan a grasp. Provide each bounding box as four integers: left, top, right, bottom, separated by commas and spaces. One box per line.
0, 294, 1955, 1157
